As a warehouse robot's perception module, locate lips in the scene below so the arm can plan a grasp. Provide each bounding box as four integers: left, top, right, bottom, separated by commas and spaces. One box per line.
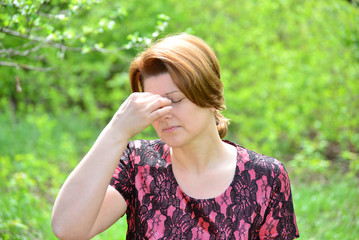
162, 126, 179, 133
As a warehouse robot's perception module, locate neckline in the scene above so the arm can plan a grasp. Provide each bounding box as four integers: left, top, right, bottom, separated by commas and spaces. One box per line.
165, 140, 240, 202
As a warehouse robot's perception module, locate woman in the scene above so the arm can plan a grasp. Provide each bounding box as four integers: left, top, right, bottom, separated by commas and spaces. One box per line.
52, 33, 299, 239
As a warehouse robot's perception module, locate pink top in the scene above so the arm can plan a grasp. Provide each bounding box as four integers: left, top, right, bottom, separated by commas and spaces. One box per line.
110, 139, 299, 239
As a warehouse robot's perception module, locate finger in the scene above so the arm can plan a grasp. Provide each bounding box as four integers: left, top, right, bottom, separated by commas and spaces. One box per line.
148, 106, 172, 122
145, 96, 171, 113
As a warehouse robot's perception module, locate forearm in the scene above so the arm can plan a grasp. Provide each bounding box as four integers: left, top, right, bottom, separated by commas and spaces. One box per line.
51, 92, 172, 239
51, 125, 129, 239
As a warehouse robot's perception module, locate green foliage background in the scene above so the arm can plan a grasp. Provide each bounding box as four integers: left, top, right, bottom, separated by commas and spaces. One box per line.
1, 0, 359, 239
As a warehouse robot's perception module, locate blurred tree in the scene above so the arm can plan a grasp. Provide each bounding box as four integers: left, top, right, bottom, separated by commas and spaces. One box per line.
0, 0, 169, 119
348, 0, 359, 7
0, 0, 168, 72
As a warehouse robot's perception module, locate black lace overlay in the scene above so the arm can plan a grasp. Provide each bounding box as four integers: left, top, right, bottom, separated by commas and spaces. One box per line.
110, 139, 299, 239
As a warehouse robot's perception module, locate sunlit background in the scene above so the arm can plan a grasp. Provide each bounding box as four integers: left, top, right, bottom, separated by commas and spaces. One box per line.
1, 0, 358, 239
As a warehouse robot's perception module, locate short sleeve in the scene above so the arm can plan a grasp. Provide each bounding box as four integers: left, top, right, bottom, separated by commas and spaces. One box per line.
259, 163, 299, 240
109, 142, 135, 205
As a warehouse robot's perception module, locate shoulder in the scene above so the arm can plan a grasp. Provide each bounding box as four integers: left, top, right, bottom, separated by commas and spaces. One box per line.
245, 148, 284, 176
225, 140, 286, 182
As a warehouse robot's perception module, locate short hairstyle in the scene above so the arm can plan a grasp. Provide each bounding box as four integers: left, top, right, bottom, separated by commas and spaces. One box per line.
129, 33, 229, 138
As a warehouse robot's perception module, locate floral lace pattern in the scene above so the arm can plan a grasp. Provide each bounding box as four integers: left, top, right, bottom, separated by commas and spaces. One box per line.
110, 139, 299, 239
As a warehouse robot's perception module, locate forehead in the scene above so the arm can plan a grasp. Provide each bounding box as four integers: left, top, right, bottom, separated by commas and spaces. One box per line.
143, 73, 180, 95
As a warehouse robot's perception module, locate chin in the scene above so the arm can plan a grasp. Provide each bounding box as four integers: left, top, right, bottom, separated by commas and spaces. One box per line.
160, 138, 180, 148
159, 135, 187, 148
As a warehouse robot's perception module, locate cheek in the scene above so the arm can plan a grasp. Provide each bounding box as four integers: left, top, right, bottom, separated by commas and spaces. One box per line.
151, 120, 160, 130
191, 108, 214, 125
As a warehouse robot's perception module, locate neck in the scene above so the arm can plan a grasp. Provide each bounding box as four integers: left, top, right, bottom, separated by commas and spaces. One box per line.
170, 135, 230, 174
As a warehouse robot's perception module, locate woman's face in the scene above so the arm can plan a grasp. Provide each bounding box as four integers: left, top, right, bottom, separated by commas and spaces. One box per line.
143, 73, 216, 148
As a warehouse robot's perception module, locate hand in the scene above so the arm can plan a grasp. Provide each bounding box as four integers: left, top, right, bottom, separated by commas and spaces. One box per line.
108, 92, 172, 140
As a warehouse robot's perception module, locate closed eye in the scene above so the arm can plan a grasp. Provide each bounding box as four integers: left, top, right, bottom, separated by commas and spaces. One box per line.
170, 98, 184, 104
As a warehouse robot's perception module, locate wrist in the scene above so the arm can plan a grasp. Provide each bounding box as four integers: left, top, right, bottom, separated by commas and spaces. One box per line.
101, 124, 131, 145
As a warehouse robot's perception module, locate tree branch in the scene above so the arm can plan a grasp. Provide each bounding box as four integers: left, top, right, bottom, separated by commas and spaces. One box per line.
0, 45, 42, 57
0, 27, 47, 42
0, 27, 130, 53
0, 61, 52, 71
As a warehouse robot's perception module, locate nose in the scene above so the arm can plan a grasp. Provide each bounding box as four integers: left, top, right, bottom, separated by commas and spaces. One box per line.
160, 107, 173, 121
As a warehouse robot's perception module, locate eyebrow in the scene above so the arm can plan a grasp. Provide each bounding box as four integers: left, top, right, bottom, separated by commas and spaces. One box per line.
165, 90, 180, 96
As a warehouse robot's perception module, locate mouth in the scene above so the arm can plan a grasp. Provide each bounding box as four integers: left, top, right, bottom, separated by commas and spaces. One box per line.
162, 126, 179, 133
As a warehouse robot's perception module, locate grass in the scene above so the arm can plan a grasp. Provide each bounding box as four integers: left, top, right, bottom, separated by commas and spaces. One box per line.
291, 173, 359, 239
0, 112, 358, 239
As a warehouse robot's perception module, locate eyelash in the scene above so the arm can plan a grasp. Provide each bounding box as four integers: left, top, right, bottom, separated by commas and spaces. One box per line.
170, 98, 184, 104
